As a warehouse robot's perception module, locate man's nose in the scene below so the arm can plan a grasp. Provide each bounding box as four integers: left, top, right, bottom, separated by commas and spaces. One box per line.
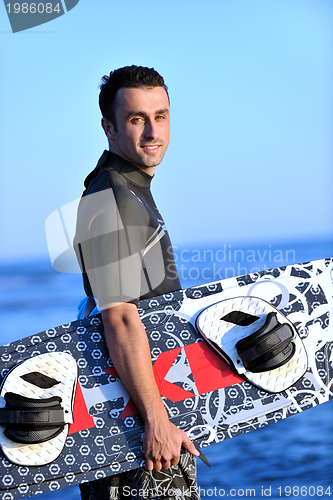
144, 119, 159, 140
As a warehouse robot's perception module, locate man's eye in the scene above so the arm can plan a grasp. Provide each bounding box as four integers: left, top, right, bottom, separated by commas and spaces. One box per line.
131, 117, 144, 123
156, 115, 166, 120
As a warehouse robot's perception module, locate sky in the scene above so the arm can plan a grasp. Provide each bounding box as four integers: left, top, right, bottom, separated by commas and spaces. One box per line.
0, 0, 332, 263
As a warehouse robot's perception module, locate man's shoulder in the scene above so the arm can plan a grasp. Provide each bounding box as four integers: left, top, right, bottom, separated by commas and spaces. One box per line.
83, 151, 126, 196
81, 152, 150, 227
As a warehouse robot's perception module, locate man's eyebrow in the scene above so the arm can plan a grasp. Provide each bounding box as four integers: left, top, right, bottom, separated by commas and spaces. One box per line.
155, 108, 169, 115
126, 108, 169, 120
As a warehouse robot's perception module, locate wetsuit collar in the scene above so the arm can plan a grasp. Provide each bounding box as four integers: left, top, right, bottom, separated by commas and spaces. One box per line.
92, 150, 153, 189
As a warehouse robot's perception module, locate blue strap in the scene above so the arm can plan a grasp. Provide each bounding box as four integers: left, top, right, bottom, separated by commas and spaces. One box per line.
77, 297, 100, 320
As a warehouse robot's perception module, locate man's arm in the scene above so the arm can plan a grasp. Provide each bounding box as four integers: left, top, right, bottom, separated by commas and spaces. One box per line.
101, 302, 199, 472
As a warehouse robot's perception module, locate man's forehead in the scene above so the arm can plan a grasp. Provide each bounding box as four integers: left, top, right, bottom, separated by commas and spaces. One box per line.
115, 86, 169, 113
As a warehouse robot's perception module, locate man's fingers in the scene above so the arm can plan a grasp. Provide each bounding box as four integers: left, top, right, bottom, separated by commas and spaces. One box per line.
145, 454, 180, 471
170, 456, 180, 467
143, 424, 198, 472
161, 460, 171, 470
146, 457, 170, 472
182, 433, 200, 457
145, 458, 154, 471
153, 461, 163, 472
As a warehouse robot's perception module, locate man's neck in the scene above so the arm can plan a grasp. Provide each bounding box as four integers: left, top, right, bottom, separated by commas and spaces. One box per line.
135, 163, 155, 177
108, 147, 155, 177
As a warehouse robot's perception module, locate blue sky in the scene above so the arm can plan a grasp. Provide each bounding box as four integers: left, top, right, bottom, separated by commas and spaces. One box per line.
0, 0, 332, 261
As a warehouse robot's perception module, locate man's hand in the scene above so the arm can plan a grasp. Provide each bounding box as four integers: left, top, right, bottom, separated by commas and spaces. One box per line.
144, 415, 199, 471
101, 302, 199, 471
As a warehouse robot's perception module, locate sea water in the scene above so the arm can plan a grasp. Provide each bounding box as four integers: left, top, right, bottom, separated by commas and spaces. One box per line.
0, 240, 332, 500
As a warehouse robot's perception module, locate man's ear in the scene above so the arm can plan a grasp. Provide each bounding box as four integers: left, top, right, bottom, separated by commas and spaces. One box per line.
101, 117, 115, 141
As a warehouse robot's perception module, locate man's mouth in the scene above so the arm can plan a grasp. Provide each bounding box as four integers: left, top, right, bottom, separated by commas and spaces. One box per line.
140, 144, 161, 153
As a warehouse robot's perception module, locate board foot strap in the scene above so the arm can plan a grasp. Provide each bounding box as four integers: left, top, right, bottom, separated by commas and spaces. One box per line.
0, 392, 66, 444
236, 312, 295, 372
0, 352, 78, 466
196, 296, 308, 393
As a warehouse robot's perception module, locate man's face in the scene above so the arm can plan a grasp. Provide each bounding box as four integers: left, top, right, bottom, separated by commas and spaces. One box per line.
105, 86, 170, 172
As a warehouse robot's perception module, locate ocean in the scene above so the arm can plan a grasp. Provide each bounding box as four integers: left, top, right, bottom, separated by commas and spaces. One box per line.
0, 239, 332, 500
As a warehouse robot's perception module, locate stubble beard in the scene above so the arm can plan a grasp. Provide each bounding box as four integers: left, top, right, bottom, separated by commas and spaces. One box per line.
110, 131, 168, 170
127, 142, 167, 170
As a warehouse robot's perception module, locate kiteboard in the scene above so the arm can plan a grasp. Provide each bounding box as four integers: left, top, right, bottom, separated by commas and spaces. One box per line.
0, 258, 332, 498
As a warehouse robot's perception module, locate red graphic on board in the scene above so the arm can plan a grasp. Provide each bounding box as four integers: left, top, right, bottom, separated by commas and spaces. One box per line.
184, 342, 242, 394
117, 342, 242, 418
153, 347, 196, 401
70, 341, 243, 433
69, 381, 95, 435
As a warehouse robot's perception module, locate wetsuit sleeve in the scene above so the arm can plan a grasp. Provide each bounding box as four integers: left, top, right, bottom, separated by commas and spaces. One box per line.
74, 187, 149, 307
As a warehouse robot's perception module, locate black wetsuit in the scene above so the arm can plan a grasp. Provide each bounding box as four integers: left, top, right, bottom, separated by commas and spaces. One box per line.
75, 152, 199, 500
74, 150, 180, 307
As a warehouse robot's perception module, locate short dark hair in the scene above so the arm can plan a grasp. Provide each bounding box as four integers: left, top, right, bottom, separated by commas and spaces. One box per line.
99, 65, 169, 131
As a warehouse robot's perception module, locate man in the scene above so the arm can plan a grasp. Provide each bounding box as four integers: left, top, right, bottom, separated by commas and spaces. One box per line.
75, 66, 200, 500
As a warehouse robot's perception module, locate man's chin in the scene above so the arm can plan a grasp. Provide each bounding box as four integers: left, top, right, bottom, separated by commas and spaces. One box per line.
137, 153, 165, 169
